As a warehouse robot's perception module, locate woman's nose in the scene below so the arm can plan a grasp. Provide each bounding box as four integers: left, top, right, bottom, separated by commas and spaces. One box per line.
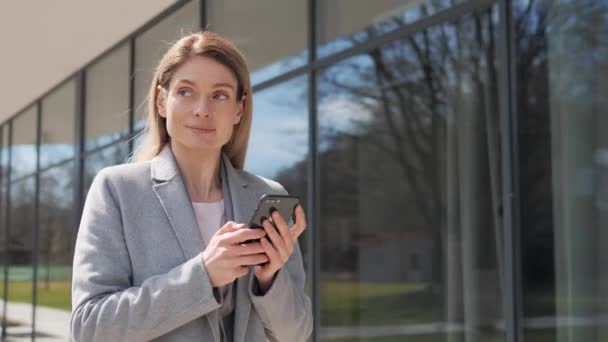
194, 97, 213, 117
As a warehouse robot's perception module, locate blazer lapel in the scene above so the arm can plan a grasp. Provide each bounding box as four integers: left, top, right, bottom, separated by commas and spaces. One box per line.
151, 145, 205, 261
221, 153, 263, 342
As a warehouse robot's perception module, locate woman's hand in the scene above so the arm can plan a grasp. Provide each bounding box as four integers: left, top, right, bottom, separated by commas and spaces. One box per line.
254, 204, 307, 293
202, 221, 269, 288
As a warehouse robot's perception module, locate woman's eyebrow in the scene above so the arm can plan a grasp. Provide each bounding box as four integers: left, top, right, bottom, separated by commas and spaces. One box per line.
175, 79, 235, 90
175, 79, 196, 86
213, 82, 235, 90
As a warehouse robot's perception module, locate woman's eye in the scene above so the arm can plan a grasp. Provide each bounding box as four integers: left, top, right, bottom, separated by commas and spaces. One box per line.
177, 89, 192, 97
213, 93, 229, 100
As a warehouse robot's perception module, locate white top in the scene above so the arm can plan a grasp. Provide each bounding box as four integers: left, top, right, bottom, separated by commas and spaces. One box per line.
192, 199, 225, 247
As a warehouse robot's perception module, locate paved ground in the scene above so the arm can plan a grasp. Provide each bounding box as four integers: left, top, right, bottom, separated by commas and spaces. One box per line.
0, 301, 605, 341
320, 315, 608, 339
0, 300, 70, 341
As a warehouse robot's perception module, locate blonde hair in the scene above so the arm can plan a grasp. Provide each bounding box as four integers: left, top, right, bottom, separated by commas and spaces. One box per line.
131, 31, 252, 169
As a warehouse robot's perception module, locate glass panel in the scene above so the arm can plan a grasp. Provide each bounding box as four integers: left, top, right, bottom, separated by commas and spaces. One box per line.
517, 1, 608, 341
86, 43, 130, 150
11, 105, 37, 180
207, 0, 307, 84
133, 0, 200, 131
318, 4, 503, 341
83, 142, 129, 198
40, 78, 77, 168
246, 76, 310, 286
35, 161, 74, 339
317, 0, 464, 58
5, 177, 35, 338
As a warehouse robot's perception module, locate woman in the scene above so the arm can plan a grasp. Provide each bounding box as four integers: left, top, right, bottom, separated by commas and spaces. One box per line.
70, 31, 313, 342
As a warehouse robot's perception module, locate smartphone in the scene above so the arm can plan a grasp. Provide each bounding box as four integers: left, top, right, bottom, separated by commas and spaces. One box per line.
248, 194, 300, 228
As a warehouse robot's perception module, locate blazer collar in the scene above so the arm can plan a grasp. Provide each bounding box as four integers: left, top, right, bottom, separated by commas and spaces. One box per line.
151, 145, 249, 187
149, 144, 261, 238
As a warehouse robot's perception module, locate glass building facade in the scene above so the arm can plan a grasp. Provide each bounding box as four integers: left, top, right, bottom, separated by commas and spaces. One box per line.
1, 0, 607, 341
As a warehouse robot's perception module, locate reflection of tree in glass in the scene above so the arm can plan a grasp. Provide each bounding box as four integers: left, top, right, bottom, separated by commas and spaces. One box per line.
39, 165, 75, 288
318, 1, 502, 283
84, 144, 129, 194
280, 1, 511, 329
9, 179, 35, 264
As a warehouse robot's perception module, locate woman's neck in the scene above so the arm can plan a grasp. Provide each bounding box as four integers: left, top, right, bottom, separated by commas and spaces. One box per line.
169, 142, 223, 202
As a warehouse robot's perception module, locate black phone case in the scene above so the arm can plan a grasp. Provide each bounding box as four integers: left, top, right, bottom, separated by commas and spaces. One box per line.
248, 194, 300, 228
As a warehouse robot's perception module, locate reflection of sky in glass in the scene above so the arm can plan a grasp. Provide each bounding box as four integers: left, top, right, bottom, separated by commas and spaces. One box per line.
40, 143, 75, 169
250, 52, 308, 86
318, 55, 376, 151
246, 77, 308, 179
86, 133, 127, 152
317, 0, 461, 58
319, 96, 373, 139
11, 143, 76, 178
11, 145, 37, 180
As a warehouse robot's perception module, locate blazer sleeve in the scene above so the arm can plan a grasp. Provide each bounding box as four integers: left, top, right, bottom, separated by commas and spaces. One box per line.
247, 185, 313, 342
70, 169, 221, 342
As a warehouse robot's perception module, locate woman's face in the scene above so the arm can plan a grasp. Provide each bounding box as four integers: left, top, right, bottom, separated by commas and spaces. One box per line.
156, 56, 244, 152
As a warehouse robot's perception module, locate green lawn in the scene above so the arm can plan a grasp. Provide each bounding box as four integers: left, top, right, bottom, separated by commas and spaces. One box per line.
35, 280, 71, 310
0, 280, 71, 311
321, 281, 442, 326
325, 328, 562, 342
326, 333, 505, 342
0, 265, 72, 311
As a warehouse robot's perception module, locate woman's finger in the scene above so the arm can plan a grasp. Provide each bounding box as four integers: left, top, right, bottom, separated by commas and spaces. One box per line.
223, 227, 266, 245
262, 219, 289, 263
271, 210, 292, 252
234, 253, 269, 266
234, 242, 265, 256
291, 205, 307, 242
260, 237, 281, 266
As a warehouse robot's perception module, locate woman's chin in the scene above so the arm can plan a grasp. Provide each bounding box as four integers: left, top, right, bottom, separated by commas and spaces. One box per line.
170, 138, 214, 150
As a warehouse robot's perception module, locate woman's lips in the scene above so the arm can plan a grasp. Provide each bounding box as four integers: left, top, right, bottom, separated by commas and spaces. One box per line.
187, 126, 215, 133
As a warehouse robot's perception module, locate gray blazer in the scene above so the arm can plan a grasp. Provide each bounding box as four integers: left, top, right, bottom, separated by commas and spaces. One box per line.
70, 145, 313, 341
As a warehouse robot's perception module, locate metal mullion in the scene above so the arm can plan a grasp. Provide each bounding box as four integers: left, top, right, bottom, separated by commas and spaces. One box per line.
498, 0, 523, 341
7, 173, 38, 185
0, 127, 3, 338
308, 0, 320, 341
252, 65, 310, 93
2, 120, 12, 340
29, 158, 74, 178
81, 134, 133, 159
31, 101, 42, 339
73, 71, 86, 243
200, 0, 207, 30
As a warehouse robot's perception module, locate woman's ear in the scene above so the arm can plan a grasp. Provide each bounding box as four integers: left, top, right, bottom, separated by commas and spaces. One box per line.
156, 85, 167, 118
234, 93, 246, 124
